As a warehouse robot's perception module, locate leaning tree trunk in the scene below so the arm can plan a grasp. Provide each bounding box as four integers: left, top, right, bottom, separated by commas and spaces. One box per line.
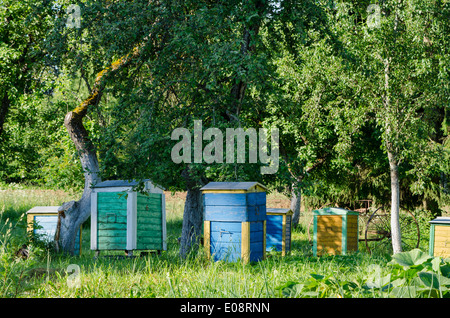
55, 45, 143, 254
56, 109, 101, 254
179, 167, 204, 258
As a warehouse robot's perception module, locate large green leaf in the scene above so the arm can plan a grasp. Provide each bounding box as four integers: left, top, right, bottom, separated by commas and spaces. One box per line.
390, 249, 431, 269
417, 272, 440, 290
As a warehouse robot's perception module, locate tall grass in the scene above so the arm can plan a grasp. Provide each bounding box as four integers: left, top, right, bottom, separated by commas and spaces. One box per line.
0, 188, 419, 298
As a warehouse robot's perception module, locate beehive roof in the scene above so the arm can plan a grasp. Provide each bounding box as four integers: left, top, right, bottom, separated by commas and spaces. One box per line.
266, 208, 293, 215
26, 206, 60, 214
200, 181, 267, 192
93, 180, 144, 188
93, 179, 163, 190
313, 207, 358, 215
430, 217, 450, 224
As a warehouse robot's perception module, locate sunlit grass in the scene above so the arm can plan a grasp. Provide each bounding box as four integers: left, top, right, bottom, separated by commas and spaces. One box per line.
0, 188, 396, 298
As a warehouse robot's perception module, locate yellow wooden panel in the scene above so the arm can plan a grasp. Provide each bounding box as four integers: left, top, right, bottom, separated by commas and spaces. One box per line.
434, 236, 450, 243
435, 226, 450, 237
434, 247, 450, 258
241, 222, 250, 264
316, 215, 342, 255
317, 246, 341, 256
204, 221, 210, 259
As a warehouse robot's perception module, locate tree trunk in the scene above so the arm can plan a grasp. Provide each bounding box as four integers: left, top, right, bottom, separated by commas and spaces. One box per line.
290, 183, 301, 226
388, 150, 402, 254
179, 168, 204, 258
55, 110, 101, 255
383, 56, 402, 254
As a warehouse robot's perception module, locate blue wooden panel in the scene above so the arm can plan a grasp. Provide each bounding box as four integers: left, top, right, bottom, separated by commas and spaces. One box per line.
204, 205, 266, 222
203, 192, 266, 222
250, 221, 264, 242
34, 215, 81, 255
34, 215, 58, 242
203, 192, 266, 206
266, 214, 291, 253
208, 220, 265, 262
210, 221, 241, 262
266, 215, 283, 233
247, 192, 266, 205
249, 221, 265, 261
210, 221, 242, 233
249, 244, 264, 262
266, 214, 282, 251
204, 193, 247, 206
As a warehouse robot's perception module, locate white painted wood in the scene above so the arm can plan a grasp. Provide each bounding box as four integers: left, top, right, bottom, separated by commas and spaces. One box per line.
92, 186, 132, 193
126, 191, 137, 250
26, 206, 60, 214
90, 192, 98, 250
145, 181, 165, 194
161, 193, 167, 251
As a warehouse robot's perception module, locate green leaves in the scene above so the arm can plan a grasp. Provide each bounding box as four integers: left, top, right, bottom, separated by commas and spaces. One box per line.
276, 272, 359, 298
382, 249, 450, 298
389, 249, 431, 269
277, 250, 450, 298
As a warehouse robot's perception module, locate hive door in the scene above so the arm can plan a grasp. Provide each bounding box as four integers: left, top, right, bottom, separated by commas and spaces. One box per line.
96, 192, 128, 250
136, 193, 163, 250
210, 222, 241, 262
316, 215, 342, 255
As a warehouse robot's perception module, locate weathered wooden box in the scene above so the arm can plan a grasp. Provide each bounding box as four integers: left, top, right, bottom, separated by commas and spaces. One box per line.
201, 182, 267, 263
266, 208, 293, 256
90, 180, 167, 255
429, 217, 450, 258
26, 206, 82, 255
313, 207, 358, 256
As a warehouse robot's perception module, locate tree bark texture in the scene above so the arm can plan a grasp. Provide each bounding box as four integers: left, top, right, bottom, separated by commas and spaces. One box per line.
290, 183, 301, 226
388, 150, 402, 254
179, 167, 204, 258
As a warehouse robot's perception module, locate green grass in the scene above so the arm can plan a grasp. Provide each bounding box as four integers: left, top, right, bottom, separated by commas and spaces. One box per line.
0, 188, 439, 298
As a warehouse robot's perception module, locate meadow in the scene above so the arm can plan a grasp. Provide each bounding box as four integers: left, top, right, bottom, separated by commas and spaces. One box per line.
0, 187, 449, 299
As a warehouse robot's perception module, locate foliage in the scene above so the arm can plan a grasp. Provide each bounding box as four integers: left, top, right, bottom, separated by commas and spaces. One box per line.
369, 249, 450, 298
277, 249, 450, 298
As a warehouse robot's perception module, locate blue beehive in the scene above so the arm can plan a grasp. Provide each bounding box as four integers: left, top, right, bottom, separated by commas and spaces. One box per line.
266, 208, 293, 256
26, 206, 82, 255
201, 182, 267, 263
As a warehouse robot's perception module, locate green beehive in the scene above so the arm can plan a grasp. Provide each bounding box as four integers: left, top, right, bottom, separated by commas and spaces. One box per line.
90, 180, 166, 256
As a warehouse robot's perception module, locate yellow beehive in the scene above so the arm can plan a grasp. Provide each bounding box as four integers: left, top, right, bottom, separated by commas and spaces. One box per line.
429, 217, 450, 258
313, 207, 359, 256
